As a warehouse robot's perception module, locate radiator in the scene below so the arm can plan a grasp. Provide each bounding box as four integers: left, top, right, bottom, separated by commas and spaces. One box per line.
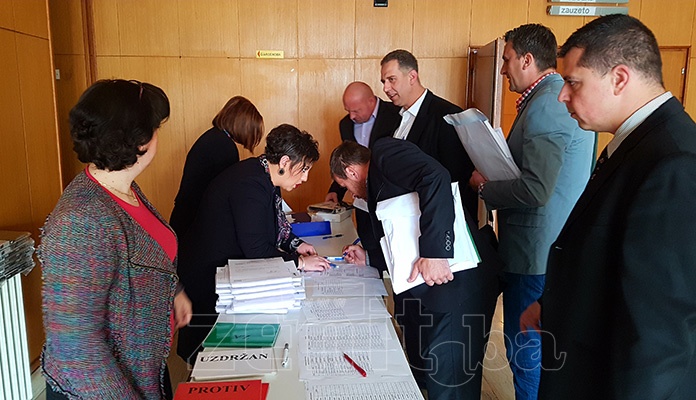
0, 274, 33, 400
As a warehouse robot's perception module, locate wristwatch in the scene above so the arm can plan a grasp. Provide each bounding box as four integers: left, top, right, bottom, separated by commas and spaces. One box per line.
478, 182, 485, 199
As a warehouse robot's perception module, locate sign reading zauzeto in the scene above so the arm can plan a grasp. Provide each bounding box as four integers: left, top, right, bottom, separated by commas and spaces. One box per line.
548, 6, 628, 16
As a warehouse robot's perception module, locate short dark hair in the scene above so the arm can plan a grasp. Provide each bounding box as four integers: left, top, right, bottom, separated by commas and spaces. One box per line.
381, 49, 418, 73
70, 79, 170, 171
559, 14, 663, 85
212, 96, 264, 152
264, 124, 319, 168
329, 141, 371, 179
504, 24, 557, 70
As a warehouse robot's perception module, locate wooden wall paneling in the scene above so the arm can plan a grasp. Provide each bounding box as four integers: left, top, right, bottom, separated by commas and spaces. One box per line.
355, 0, 414, 59
661, 48, 688, 103
180, 57, 242, 152
90, 0, 120, 56
296, 59, 355, 211
16, 33, 63, 366
117, 57, 185, 218
12, 0, 48, 38
640, 0, 695, 46
0, 29, 33, 230
413, 0, 472, 58
53, 54, 88, 185
240, 58, 299, 200
240, 59, 299, 130
418, 58, 469, 109
93, 55, 124, 82
238, 0, 298, 59
470, 0, 528, 47
527, 0, 585, 45
16, 34, 62, 234
48, 0, 85, 55
117, 0, 180, 56
0, 0, 15, 30
626, 0, 642, 18
355, 58, 386, 102
178, 0, 240, 57
298, 0, 355, 58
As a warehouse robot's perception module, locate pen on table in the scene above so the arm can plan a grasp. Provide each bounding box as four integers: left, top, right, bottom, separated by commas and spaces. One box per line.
343, 352, 367, 377
281, 343, 289, 368
322, 257, 339, 269
342, 237, 361, 256
322, 234, 343, 240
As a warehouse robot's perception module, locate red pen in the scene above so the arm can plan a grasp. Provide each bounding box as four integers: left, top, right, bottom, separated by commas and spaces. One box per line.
343, 352, 367, 377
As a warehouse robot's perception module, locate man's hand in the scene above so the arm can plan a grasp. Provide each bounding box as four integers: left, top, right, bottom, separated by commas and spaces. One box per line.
342, 244, 366, 266
174, 290, 193, 329
325, 192, 339, 203
408, 258, 453, 285
469, 170, 488, 190
520, 301, 542, 334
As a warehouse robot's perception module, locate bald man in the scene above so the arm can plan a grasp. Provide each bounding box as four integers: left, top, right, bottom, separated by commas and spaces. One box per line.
326, 81, 401, 273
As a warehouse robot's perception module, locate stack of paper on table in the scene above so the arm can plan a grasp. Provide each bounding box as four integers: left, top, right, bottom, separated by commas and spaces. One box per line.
215, 258, 305, 314
190, 347, 277, 381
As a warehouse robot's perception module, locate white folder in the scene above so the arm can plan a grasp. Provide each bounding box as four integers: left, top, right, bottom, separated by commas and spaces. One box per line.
375, 182, 480, 295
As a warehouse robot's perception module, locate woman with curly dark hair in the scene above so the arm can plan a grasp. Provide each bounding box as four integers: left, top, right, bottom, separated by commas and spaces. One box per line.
176, 123, 330, 363
39, 79, 191, 400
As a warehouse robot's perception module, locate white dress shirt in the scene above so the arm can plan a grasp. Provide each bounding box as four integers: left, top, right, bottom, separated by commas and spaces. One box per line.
393, 89, 428, 140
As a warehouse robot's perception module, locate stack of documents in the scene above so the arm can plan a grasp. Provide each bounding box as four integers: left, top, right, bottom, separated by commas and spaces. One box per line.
0, 231, 35, 285
215, 258, 305, 314
444, 108, 521, 181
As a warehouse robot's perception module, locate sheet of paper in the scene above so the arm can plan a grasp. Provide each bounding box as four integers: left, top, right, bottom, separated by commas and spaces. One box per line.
298, 322, 401, 353
304, 264, 381, 279
298, 350, 411, 380
305, 277, 387, 297
305, 377, 424, 400
444, 108, 520, 181
302, 297, 390, 323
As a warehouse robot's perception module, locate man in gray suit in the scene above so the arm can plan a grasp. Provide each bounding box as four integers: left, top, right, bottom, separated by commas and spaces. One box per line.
468, 23, 594, 400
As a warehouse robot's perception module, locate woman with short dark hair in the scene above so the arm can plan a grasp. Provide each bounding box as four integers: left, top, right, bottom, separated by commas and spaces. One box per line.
169, 96, 264, 237
40, 79, 191, 400
176, 123, 330, 363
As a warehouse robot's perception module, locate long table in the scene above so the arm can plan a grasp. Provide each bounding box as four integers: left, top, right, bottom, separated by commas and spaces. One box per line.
190, 218, 420, 399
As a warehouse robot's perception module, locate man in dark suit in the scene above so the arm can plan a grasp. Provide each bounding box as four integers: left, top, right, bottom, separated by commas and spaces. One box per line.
331, 139, 500, 400
371, 50, 500, 399
325, 81, 401, 273
520, 14, 696, 399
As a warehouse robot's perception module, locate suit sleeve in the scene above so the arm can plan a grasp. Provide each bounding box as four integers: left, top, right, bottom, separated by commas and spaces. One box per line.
40, 211, 141, 398
373, 139, 454, 258
482, 91, 575, 209
614, 153, 696, 398
228, 180, 287, 259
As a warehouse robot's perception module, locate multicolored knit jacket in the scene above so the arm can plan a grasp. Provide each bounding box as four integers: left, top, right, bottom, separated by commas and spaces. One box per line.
39, 171, 178, 399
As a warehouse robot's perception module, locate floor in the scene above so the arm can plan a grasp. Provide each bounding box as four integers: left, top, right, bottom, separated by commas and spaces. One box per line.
31, 296, 514, 400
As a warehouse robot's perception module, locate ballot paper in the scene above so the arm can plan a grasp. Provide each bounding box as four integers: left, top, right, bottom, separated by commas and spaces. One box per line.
375, 182, 480, 295
305, 377, 424, 400
298, 350, 411, 380
305, 277, 387, 297
302, 297, 390, 323
298, 322, 401, 353
444, 108, 521, 181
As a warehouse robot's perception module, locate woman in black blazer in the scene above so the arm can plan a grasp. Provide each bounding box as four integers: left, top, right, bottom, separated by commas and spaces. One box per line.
176, 124, 330, 363
170, 96, 263, 238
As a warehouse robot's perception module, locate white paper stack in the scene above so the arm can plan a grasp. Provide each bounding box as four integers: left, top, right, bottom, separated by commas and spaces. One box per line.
0, 231, 35, 285
215, 257, 305, 314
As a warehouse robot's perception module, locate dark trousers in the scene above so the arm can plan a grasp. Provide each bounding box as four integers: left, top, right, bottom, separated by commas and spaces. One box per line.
395, 280, 498, 400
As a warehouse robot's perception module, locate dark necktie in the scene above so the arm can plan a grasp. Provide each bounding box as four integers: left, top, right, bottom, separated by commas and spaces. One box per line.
590, 147, 608, 181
